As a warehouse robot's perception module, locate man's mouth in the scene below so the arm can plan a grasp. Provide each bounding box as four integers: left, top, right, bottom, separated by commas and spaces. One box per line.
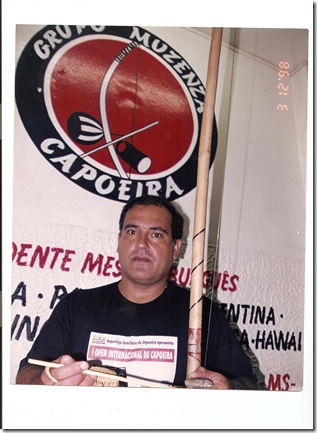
132, 256, 151, 263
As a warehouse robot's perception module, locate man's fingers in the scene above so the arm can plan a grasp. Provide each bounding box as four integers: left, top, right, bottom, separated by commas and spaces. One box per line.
58, 354, 79, 365
188, 366, 230, 390
52, 361, 89, 383
54, 371, 95, 386
185, 377, 214, 389
41, 357, 95, 386
44, 366, 58, 383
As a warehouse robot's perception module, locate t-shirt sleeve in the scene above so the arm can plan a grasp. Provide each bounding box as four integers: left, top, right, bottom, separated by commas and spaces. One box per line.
206, 302, 259, 387
18, 291, 76, 370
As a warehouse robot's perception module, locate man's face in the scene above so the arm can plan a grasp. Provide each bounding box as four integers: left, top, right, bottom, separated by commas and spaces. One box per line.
117, 205, 181, 287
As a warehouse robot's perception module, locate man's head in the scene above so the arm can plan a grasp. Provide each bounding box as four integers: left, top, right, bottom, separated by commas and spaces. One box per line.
117, 195, 184, 293
119, 195, 184, 242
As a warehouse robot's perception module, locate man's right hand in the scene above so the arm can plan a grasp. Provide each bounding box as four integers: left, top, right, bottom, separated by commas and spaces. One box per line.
16, 355, 97, 386
40, 355, 96, 386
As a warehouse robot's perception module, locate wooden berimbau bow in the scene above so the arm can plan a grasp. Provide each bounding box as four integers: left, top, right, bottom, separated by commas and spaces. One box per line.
186, 28, 223, 385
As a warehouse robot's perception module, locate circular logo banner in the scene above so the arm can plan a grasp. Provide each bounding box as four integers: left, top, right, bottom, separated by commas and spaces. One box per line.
16, 25, 217, 202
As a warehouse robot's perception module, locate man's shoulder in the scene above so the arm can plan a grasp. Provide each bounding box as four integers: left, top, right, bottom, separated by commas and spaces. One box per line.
66, 281, 119, 301
167, 281, 211, 301
167, 281, 190, 294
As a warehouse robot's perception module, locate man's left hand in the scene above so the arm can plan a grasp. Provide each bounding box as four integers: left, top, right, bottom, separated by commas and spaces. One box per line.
188, 366, 230, 389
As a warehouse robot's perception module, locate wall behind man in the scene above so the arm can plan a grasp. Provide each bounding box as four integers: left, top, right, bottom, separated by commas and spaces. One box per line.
216, 36, 307, 390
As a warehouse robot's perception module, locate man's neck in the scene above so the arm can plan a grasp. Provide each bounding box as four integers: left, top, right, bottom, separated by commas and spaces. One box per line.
118, 279, 167, 304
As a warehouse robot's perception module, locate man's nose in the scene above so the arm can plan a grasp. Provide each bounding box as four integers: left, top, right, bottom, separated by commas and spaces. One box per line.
136, 232, 149, 249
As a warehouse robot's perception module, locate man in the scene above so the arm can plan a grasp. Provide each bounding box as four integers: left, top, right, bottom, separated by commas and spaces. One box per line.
16, 195, 261, 389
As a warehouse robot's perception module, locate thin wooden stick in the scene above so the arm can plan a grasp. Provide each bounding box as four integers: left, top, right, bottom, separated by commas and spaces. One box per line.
187, 28, 223, 377
28, 358, 171, 388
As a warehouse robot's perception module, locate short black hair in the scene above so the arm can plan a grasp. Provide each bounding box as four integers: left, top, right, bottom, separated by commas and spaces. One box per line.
119, 195, 184, 241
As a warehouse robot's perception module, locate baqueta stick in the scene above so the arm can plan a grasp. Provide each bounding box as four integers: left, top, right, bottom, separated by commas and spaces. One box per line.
28, 358, 171, 388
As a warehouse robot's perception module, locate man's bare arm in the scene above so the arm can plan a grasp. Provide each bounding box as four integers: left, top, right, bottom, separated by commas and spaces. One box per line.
16, 365, 44, 384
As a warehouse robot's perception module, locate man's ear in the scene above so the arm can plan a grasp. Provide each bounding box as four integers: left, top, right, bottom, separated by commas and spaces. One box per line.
116, 232, 121, 253
172, 239, 182, 260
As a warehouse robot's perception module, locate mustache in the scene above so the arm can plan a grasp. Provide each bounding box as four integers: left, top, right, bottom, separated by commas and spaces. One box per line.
131, 250, 152, 260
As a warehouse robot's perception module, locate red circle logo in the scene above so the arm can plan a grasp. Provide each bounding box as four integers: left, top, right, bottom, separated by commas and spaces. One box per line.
16, 26, 217, 202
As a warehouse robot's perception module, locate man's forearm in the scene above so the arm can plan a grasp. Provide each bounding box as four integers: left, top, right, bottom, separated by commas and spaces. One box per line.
16, 365, 44, 385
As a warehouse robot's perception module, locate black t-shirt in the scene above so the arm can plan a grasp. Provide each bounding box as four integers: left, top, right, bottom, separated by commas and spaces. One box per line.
19, 281, 257, 387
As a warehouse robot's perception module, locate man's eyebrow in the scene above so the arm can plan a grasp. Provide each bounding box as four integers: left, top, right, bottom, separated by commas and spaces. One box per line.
123, 223, 169, 235
123, 223, 138, 229
149, 226, 169, 235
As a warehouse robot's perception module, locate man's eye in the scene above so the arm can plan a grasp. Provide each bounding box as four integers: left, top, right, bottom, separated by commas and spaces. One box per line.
152, 232, 163, 238
127, 229, 137, 235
